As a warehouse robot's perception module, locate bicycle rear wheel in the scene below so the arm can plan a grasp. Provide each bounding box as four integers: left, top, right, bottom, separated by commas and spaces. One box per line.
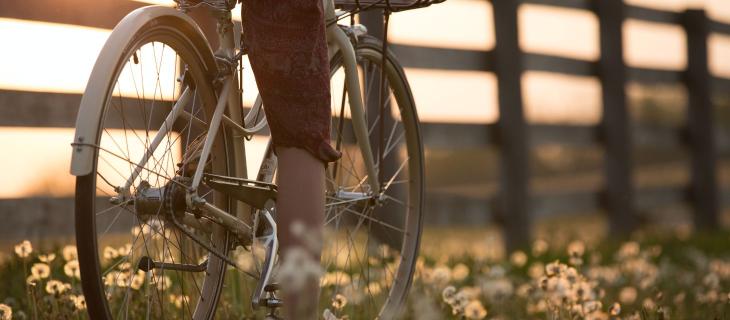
74, 15, 240, 319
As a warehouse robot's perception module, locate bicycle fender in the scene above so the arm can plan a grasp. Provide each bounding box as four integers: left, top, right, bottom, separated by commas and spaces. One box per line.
70, 5, 216, 176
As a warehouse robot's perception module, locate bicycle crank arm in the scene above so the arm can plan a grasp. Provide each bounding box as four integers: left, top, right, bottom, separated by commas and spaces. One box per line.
137, 256, 207, 273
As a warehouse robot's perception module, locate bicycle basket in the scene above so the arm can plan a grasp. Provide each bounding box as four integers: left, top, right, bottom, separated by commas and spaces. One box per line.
334, 0, 446, 12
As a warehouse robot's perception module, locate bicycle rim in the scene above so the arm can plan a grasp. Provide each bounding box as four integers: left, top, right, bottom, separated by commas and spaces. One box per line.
75, 21, 235, 320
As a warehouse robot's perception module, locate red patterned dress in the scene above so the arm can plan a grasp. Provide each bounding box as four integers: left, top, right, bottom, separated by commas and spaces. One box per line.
242, 0, 341, 163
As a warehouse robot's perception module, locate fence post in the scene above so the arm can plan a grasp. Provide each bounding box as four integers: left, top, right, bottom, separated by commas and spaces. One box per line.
683, 9, 719, 229
595, 0, 639, 235
492, 0, 530, 251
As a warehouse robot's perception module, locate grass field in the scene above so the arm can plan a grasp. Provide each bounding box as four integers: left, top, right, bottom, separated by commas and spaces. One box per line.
0, 225, 727, 320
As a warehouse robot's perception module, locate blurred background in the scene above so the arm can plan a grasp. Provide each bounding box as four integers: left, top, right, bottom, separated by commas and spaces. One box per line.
1, 0, 730, 253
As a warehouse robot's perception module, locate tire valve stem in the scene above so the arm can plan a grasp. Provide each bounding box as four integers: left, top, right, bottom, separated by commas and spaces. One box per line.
133, 52, 139, 65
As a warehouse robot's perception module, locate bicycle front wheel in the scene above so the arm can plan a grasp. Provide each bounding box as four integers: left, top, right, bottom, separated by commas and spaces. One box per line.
74, 14, 241, 320
320, 34, 425, 319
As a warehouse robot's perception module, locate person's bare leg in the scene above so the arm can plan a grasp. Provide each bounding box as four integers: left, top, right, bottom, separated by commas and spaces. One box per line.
275, 146, 324, 319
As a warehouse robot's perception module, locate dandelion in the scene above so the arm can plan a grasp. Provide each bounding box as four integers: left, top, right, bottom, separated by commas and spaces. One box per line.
0, 304, 11, 320
528, 262, 544, 279
617, 242, 640, 260
69, 295, 87, 310
583, 300, 602, 313
117, 243, 132, 256
130, 270, 145, 290
31, 263, 51, 279
510, 250, 528, 267
567, 240, 585, 257
452, 263, 470, 281
545, 260, 566, 277
14, 240, 33, 258
432, 265, 452, 286
442, 286, 457, 304
464, 300, 487, 319
38, 253, 56, 263
64, 260, 81, 279
619, 287, 637, 304
642, 298, 655, 310
46, 280, 71, 295
609, 302, 621, 316
532, 239, 548, 256
332, 293, 348, 310
151, 274, 171, 291
62, 245, 78, 261
168, 294, 189, 308
103, 247, 119, 260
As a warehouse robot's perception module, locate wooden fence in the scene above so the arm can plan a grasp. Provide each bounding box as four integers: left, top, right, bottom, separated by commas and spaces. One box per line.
1, 0, 730, 250
365, 0, 730, 250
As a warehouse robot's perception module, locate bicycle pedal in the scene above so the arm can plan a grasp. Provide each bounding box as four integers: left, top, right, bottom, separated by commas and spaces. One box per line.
260, 297, 283, 309
203, 173, 277, 210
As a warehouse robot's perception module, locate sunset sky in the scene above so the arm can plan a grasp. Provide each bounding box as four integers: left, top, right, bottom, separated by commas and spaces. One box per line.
1, 0, 729, 198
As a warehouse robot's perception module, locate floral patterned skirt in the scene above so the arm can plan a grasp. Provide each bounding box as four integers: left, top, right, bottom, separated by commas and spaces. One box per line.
242, 0, 341, 163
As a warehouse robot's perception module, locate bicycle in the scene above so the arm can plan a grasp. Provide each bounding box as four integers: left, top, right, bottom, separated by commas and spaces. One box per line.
70, 0, 439, 318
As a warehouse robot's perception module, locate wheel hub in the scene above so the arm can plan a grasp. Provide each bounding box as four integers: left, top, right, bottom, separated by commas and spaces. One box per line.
132, 178, 189, 221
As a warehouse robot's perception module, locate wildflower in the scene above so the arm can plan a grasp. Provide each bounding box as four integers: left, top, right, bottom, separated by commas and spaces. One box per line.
64, 260, 81, 279
452, 263, 470, 281
14, 240, 33, 258
528, 262, 544, 279
69, 295, 87, 310
320, 271, 351, 287
642, 298, 655, 310
532, 239, 548, 256
130, 270, 145, 290
117, 243, 132, 256
150, 274, 171, 291
619, 287, 637, 304
616, 242, 640, 260
168, 294, 189, 308
442, 286, 457, 304
46, 280, 70, 295
367, 282, 382, 295
567, 240, 585, 257
510, 250, 528, 267
583, 300, 602, 313
31, 263, 51, 279
545, 260, 566, 277
331, 293, 348, 310
62, 245, 78, 261
103, 247, 119, 261
38, 253, 56, 263
609, 302, 621, 316
464, 300, 487, 319
118, 262, 132, 271
0, 304, 11, 320
27, 275, 40, 285
432, 265, 452, 285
